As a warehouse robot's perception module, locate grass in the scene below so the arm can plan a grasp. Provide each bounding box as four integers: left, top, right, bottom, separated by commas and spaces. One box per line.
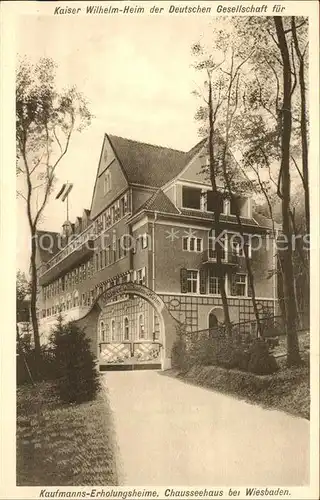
17, 380, 118, 486
165, 355, 310, 420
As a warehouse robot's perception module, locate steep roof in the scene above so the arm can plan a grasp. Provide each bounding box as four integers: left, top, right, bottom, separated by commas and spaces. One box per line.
135, 189, 180, 215
108, 134, 206, 188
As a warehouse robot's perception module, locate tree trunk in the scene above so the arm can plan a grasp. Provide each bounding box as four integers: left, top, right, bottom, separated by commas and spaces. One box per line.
274, 17, 301, 366
30, 230, 41, 357
228, 194, 262, 336
291, 17, 309, 235
207, 78, 232, 337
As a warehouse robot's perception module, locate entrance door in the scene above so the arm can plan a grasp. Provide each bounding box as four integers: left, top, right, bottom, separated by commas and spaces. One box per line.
209, 312, 218, 329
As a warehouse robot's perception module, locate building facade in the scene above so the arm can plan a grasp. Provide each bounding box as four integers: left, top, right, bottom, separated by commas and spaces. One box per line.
36, 134, 278, 348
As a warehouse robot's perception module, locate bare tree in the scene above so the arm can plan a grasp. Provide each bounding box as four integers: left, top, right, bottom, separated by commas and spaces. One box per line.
192, 30, 262, 337
16, 57, 93, 358
291, 16, 309, 235
273, 17, 301, 366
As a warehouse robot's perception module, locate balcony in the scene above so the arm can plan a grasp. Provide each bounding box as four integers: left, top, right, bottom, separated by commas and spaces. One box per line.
201, 249, 239, 267
39, 238, 95, 286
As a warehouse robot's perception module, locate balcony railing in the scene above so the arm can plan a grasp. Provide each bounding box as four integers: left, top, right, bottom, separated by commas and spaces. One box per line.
201, 249, 239, 266
39, 237, 95, 286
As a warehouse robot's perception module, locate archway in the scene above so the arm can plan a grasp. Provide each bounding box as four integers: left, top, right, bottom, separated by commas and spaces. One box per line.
75, 282, 181, 371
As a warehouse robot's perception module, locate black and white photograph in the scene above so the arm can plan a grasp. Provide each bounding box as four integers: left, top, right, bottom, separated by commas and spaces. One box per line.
0, 1, 319, 499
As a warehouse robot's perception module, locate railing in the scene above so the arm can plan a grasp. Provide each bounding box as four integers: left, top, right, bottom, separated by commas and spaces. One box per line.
201, 249, 239, 265
40, 227, 96, 275
187, 312, 309, 345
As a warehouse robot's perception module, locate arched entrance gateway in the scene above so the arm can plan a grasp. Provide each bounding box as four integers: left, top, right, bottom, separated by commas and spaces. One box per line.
74, 283, 181, 371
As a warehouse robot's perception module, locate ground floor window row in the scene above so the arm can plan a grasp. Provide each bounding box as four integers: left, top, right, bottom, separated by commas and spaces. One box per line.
99, 311, 160, 343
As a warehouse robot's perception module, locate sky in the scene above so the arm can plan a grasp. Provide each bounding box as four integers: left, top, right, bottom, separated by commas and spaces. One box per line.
16, 12, 212, 273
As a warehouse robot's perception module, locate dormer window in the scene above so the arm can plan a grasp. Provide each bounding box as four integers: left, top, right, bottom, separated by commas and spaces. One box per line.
206, 191, 223, 213
104, 171, 111, 194
182, 186, 201, 210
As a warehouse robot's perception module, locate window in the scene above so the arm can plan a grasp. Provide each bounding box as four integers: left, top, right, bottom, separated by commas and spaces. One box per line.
138, 314, 145, 339
111, 319, 116, 341
230, 196, 247, 216
73, 290, 79, 307
114, 201, 120, 222
141, 233, 148, 249
182, 186, 201, 210
230, 234, 251, 258
104, 171, 111, 194
124, 317, 129, 341
121, 235, 129, 256
95, 253, 99, 271
120, 197, 125, 217
187, 270, 198, 293
67, 294, 72, 310
208, 271, 221, 295
182, 236, 203, 252
117, 238, 122, 259
100, 321, 106, 342
208, 229, 226, 260
206, 191, 223, 213
136, 268, 146, 285
235, 274, 247, 296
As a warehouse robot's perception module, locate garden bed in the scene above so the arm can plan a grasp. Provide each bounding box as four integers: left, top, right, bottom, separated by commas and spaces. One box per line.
164, 357, 310, 420
17, 380, 118, 486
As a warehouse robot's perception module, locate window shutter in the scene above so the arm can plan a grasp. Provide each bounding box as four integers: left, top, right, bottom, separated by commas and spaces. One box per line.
199, 268, 207, 294
180, 268, 188, 294
230, 273, 237, 296
247, 276, 252, 297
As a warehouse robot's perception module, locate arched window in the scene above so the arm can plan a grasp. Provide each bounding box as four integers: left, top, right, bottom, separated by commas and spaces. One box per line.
66, 294, 72, 310
111, 319, 116, 341
73, 290, 79, 308
138, 314, 145, 339
100, 321, 106, 342
124, 317, 129, 341
61, 296, 65, 311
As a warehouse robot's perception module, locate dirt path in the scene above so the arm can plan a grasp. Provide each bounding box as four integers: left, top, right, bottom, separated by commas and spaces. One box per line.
102, 371, 309, 486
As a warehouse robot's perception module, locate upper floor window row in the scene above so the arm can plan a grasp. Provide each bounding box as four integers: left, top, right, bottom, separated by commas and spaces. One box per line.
94, 192, 130, 236
181, 186, 249, 217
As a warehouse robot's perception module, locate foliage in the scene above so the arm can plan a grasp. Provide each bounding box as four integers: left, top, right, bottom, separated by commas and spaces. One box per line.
247, 339, 279, 375
16, 270, 30, 322
50, 317, 100, 404
175, 360, 309, 419
16, 56, 93, 356
171, 331, 278, 376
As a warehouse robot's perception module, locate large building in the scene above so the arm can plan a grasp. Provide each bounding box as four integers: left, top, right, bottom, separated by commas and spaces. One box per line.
36, 134, 278, 361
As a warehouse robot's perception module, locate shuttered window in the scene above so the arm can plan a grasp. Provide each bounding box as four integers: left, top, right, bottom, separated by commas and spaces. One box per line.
180, 268, 188, 293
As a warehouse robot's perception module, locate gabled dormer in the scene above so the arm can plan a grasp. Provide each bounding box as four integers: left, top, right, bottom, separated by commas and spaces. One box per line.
163, 142, 252, 219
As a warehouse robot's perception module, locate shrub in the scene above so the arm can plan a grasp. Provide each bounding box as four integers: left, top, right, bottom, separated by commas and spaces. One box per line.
51, 317, 100, 403
228, 347, 251, 371
247, 339, 278, 375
